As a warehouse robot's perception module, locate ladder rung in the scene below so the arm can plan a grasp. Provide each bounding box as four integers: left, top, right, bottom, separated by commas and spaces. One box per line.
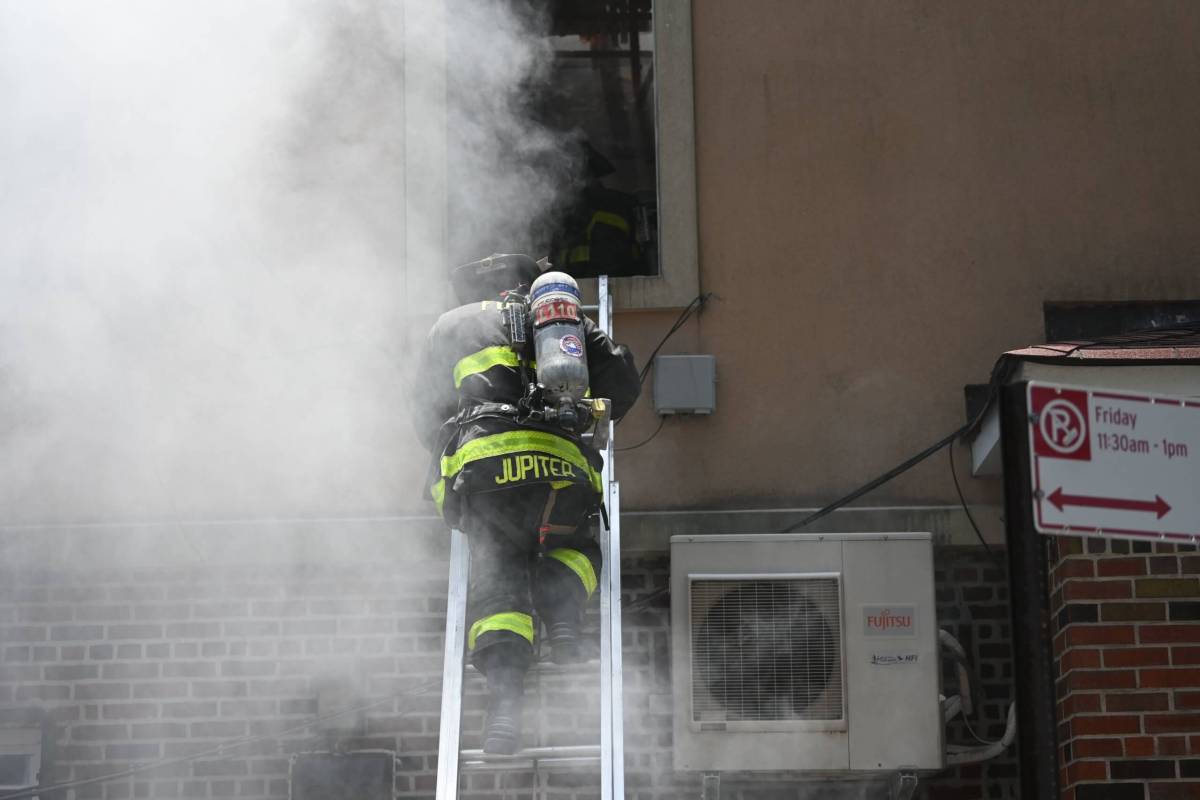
459, 745, 601, 771
460, 744, 600, 761
464, 658, 601, 680
528, 657, 600, 676
461, 756, 601, 772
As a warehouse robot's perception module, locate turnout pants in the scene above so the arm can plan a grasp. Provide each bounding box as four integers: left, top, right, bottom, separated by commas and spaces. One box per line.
459, 483, 601, 676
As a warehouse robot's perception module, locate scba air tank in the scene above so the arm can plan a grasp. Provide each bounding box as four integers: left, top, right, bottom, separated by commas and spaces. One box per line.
530, 271, 588, 427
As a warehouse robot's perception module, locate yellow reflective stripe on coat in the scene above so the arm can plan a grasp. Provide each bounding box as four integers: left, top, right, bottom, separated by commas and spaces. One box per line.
441, 430, 602, 494
587, 210, 631, 236
468, 612, 534, 650
547, 548, 598, 598
453, 346, 528, 389
563, 245, 589, 264
430, 479, 446, 515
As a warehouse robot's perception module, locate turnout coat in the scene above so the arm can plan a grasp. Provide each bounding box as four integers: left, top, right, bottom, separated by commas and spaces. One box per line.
412, 298, 639, 527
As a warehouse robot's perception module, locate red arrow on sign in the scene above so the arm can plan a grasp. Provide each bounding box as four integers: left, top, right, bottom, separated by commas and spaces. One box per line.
1048, 487, 1172, 519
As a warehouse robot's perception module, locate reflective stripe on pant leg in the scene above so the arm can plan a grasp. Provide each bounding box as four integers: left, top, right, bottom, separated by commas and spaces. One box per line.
546, 548, 598, 598
468, 612, 534, 651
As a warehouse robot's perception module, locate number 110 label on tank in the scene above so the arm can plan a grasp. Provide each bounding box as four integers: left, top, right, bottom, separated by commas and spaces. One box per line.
1026, 381, 1200, 543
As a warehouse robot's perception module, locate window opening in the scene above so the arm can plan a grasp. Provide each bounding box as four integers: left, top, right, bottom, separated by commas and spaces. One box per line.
446, 0, 659, 277
0, 728, 41, 792
542, 0, 658, 277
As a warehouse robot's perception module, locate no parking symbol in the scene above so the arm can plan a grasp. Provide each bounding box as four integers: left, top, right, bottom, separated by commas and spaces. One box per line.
1030, 386, 1091, 461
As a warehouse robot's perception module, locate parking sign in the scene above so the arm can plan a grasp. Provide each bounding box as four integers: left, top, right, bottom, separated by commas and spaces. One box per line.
1027, 381, 1200, 543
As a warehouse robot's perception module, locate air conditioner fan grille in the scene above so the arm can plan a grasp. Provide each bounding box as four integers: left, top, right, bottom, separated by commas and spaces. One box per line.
690, 578, 842, 723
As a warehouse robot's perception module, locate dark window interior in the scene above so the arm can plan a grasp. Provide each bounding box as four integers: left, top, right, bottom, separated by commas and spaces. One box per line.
290, 752, 394, 800
0, 755, 32, 787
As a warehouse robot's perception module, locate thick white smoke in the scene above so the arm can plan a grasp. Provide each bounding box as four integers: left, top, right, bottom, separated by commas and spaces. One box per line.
0, 0, 573, 524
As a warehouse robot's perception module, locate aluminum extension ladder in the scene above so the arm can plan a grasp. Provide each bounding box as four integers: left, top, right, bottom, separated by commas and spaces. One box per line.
435, 275, 625, 799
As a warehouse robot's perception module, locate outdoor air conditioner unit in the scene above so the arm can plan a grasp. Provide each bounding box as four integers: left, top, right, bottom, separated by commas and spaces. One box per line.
670, 532, 943, 773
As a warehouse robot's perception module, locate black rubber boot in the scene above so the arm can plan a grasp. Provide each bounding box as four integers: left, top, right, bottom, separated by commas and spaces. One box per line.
482, 667, 525, 755
547, 619, 582, 665
483, 694, 524, 755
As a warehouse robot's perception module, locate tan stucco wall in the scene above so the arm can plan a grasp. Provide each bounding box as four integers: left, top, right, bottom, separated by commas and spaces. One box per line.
12, 2, 1198, 525
611, 0, 1200, 512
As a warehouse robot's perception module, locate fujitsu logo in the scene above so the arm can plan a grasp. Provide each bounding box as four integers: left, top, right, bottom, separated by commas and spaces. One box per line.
867, 609, 911, 631
862, 605, 917, 637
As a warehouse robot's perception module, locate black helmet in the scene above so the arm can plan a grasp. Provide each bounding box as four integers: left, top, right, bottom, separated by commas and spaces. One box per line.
450, 253, 542, 305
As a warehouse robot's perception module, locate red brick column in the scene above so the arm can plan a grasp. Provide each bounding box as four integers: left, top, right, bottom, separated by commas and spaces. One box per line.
1049, 534, 1200, 800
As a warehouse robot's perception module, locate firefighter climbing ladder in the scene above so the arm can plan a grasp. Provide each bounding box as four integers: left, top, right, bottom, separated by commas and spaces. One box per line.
435, 275, 625, 800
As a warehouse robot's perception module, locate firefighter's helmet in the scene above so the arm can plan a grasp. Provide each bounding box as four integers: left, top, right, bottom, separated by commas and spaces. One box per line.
450, 253, 542, 305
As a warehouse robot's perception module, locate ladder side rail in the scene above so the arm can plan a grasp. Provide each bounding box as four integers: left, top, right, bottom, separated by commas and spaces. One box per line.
608, 481, 625, 796
598, 274, 614, 799
435, 528, 470, 800
600, 272, 619, 796
596, 275, 625, 800
599, 498, 614, 800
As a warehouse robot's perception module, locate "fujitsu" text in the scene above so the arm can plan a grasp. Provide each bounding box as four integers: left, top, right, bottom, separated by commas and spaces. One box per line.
866, 609, 913, 631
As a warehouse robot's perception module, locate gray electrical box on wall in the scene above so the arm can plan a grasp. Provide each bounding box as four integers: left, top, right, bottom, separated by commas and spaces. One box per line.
653, 355, 716, 414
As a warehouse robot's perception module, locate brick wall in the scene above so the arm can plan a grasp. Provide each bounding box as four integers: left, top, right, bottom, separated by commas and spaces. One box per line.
1048, 534, 1200, 800
0, 544, 1013, 800
931, 549, 1019, 800
0, 561, 450, 800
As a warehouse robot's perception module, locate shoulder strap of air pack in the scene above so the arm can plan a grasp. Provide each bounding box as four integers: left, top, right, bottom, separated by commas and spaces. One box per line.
501, 293, 535, 403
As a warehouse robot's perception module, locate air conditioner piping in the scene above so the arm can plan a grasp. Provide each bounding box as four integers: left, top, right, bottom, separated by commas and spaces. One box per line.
944, 703, 1017, 766
941, 695, 963, 724
938, 629, 974, 716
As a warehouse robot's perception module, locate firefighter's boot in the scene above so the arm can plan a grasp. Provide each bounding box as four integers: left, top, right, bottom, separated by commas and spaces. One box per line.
482, 667, 525, 755
547, 618, 582, 665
